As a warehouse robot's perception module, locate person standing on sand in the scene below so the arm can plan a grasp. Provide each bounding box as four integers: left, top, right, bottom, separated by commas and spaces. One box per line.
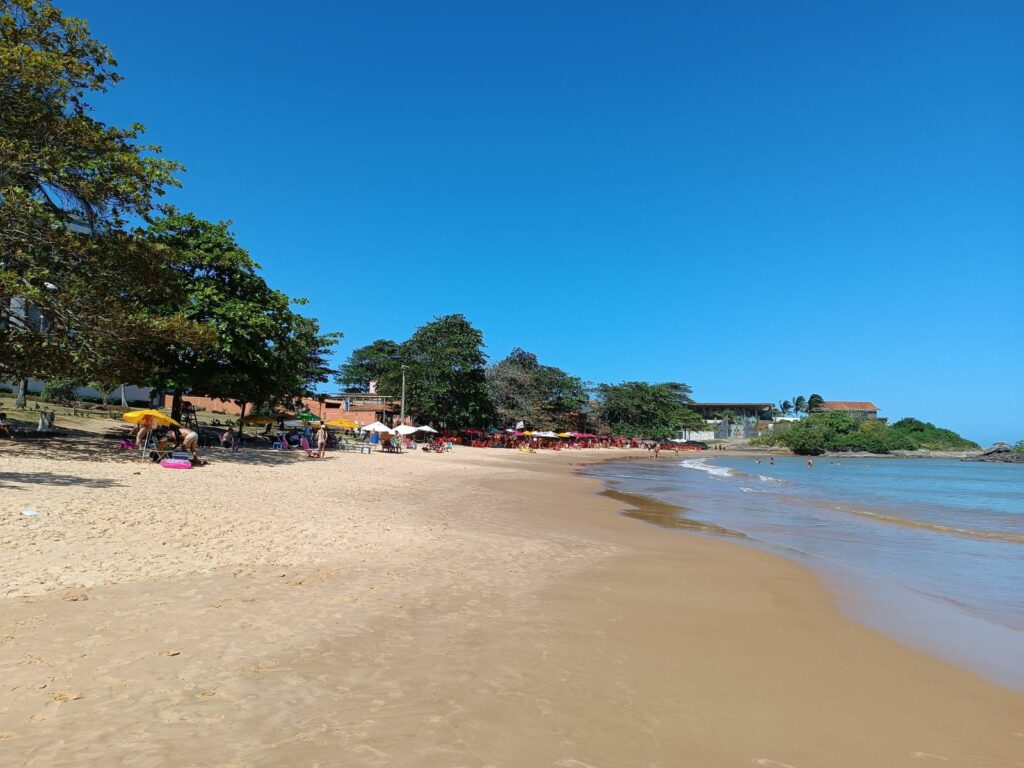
653, 443, 660, 460
316, 422, 328, 458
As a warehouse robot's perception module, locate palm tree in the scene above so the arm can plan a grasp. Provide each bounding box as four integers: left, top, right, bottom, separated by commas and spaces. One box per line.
793, 395, 807, 417
807, 393, 825, 413
779, 400, 792, 416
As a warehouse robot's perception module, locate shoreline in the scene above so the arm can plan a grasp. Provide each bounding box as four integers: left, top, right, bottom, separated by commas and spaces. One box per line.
585, 454, 1024, 693
2, 443, 1022, 765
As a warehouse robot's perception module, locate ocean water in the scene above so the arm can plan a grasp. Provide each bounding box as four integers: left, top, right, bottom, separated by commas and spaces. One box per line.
583, 455, 1024, 691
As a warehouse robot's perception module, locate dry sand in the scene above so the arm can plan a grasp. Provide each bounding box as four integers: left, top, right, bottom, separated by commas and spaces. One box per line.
1, 438, 1022, 767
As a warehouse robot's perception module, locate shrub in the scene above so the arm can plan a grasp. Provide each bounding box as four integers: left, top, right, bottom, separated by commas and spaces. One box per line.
40, 379, 79, 405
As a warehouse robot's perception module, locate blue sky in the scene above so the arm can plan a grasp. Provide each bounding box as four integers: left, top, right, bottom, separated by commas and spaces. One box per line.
65, 1, 1023, 444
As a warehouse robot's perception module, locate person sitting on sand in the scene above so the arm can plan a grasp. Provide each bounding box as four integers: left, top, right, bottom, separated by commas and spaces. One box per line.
220, 427, 236, 450
285, 428, 301, 448
135, 414, 156, 449
0, 412, 14, 439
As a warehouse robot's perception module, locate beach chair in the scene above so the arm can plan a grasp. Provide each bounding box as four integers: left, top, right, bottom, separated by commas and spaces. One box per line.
300, 437, 316, 457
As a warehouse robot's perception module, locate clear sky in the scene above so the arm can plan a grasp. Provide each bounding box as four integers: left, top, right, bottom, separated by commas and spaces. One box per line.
63, 1, 1023, 444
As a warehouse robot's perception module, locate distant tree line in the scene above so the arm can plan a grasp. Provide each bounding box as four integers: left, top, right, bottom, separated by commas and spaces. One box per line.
339, 317, 704, 438
754, 413, 978, 455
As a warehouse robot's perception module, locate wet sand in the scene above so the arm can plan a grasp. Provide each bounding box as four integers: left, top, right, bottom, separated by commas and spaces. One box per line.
1, 441, 1021, 766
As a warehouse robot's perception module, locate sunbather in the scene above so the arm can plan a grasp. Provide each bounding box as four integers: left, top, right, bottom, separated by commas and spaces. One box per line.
135, 414, 156, 449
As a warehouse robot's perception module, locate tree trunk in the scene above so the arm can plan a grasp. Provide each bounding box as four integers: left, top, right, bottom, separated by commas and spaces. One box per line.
237, 401, 246, 445
14, 378, 28, 409
170, 389, 183, 424
120, 384, 128, 407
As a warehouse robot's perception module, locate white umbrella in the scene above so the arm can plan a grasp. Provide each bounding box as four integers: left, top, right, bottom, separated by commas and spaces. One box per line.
534, 430, 559, 438
360, 421, 395, 434
394, 424, 419, 436
416, 425, 439, 434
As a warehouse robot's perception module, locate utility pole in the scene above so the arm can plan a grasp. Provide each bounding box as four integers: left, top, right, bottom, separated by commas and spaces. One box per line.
400, 365, 408, 423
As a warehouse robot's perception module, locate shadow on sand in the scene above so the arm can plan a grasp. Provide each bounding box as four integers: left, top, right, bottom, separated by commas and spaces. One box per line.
0, 470, 123, 490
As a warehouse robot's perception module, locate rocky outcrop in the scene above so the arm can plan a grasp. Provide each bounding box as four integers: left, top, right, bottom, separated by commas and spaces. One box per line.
962, 443, 1024, 463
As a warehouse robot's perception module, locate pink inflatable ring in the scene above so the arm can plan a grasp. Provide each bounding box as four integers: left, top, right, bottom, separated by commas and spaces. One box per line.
160, 458, 192, 470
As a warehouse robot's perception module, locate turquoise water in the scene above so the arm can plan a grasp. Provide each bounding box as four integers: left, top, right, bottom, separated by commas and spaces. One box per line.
583, 456, 1024, 691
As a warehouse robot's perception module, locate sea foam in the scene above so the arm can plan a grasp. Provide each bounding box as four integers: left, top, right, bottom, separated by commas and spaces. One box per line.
679, 458, 734, 477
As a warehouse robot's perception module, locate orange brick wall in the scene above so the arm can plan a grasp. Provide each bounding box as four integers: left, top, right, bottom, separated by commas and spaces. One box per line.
160, 394, 397, 426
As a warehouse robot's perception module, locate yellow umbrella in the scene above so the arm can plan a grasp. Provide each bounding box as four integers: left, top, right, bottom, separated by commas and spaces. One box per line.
558, 432, 574, 438
240, 415, 277, 425
325, 418, 360, 429
123, 409, 179, 427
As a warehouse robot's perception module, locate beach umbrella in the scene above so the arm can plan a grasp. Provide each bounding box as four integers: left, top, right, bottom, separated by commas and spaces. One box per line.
239, 415, 276, 425
123, 409, 179, 428
295, 411, 319, 421
558, 432, 574, 438
325, 418, 360, 429
394, 424, 419, 436
416, 425, 439, 434
360, 421, 395, 433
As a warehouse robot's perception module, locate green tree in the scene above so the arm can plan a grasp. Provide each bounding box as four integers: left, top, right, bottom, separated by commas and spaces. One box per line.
889, 418, 978, 450
596, 381, 700, 439
806, 393, 825, 412
337, 339, 402, 392
141, 210, 339, 426
792, 395, 807, 416
779, 400, 792, 416
1, 0, 198, 380
381, 314, 493, 428
40, 377, 77, 404
486, 348, 587, 430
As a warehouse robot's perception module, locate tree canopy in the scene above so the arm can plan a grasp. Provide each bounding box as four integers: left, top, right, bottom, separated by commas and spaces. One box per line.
486, 348, 587, 430
337, 339, 401, 392
596, 381, 703, 439
142, 209, 339, 422
0, 0, 198, 380
382, 314, 493, 428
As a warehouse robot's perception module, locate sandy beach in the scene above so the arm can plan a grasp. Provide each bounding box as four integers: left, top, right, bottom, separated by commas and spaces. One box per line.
1, 439, 1022, 767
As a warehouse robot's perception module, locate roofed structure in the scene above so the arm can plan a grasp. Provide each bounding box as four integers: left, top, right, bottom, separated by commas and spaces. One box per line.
815, 401, 879, 412
812, 401, 881, 420
689, 402, 773, 420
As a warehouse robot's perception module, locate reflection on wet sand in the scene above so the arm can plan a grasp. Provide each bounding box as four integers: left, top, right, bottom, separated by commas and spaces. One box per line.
601, 488, 746, 537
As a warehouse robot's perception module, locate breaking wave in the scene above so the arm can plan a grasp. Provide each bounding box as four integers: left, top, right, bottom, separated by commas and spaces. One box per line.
679, 458, 734, 478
